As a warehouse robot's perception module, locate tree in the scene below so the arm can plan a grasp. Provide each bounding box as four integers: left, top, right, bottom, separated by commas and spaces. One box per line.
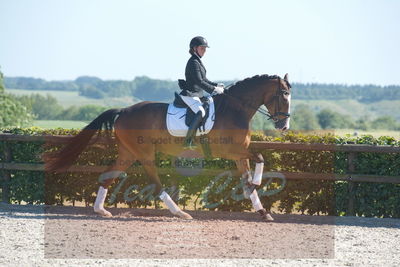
58, 106, 80, 120
317, 109, 354, 129
0, 70, 4, 94
0, 69, 34, 127
133, 76, 178, 102
15, 94, 64, 120
75, 76, 103, 86
354, 117, 370, 131
79, 85, 105, 99
0, 94, 34, 127
371, 116, 399, 130
290, 104, 321, 130
73, 105, 108, 121
250, 112, 275, 131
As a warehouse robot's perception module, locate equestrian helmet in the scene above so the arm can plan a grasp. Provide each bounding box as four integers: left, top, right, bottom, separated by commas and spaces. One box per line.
190, 36, 209, 49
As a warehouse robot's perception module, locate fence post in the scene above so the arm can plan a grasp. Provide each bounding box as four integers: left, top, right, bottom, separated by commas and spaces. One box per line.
347, 152, 356, 216
1, 141, 12, 203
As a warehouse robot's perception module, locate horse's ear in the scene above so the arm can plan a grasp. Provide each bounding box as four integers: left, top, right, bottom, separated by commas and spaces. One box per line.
284, 73, 289, 82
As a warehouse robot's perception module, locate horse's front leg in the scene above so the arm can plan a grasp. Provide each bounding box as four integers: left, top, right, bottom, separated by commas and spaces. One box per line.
251, 153, 264, 186
236, 155, 274, 221
236, 152, 264, 197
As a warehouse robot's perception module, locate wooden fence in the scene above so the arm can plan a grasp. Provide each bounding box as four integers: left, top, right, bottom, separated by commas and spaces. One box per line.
1, 133, 400, 215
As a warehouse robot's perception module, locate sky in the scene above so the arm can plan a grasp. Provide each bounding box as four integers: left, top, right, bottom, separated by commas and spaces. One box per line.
1, 0, 399, 85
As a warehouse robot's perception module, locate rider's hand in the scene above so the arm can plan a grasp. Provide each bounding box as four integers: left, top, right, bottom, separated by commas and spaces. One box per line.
213, 86, 224, 95
217, 83, 225, 88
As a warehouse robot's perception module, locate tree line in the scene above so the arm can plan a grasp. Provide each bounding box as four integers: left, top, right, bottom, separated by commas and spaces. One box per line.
2, 72, 400, 131
15, 94, 108, 121
251, 104, 400, 132
5, 91, 399, 132
5, 76, 400, 103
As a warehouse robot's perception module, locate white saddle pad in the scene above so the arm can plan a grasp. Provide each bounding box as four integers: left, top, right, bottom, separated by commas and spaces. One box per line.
166, 96, 215, 137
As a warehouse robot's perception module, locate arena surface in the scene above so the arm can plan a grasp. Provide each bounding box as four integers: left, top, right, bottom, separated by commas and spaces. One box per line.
1, 203, 400, 266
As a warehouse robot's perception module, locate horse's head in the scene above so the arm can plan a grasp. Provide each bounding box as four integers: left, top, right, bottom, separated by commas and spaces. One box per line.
264, 73, 291, 131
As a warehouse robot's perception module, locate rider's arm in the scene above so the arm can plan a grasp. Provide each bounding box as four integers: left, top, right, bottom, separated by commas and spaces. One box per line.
204, 77, 218, 87
190, 60, 217, 94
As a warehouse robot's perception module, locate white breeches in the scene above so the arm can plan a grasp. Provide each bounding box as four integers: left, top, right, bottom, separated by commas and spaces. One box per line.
180, 95, 206, 118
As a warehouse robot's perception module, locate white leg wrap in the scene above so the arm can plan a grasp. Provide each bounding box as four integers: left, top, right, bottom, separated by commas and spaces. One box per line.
94, 186, 112, 217
252, 162, 264, 185
249, 190, 264, 211
94, 186, 107, 210
159, 191, 181, 215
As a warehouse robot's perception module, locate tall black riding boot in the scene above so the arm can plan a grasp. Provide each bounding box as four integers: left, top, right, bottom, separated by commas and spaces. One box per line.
183, 111, 203, 149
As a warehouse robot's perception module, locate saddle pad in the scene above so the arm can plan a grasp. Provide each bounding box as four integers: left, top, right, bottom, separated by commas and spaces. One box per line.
166, 96, 215, 137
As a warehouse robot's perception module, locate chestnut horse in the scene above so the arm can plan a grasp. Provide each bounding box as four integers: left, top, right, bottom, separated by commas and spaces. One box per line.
46, 74, 291, 221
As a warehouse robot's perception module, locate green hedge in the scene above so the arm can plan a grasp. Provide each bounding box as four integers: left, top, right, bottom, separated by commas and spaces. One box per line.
1, 127, 399, 218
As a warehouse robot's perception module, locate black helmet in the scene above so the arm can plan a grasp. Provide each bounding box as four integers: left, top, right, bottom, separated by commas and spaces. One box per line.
189, 36, 209, 49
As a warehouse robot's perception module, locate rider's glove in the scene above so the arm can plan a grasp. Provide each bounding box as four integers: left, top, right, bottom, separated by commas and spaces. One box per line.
217, 83, 225, 88
213, 86, 224, 95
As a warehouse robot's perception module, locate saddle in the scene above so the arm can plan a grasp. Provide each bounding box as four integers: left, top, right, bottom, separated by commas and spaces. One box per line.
173, 92, 210, 131
166, 80, 215, 138
165, 80, 216, 158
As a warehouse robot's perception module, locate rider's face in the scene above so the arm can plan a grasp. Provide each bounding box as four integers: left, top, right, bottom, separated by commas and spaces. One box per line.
196, 46, 207, 57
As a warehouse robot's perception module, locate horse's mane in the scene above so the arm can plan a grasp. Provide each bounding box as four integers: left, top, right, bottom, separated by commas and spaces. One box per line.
213, 74, 280, 114
225, 74, 280, 94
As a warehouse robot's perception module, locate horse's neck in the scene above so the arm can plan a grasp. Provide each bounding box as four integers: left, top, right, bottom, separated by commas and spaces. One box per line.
215, 89, 263, 124
227, 86, 265, 120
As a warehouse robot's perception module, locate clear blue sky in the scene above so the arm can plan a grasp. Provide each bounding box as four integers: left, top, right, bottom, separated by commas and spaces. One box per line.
1, 0, 399, 85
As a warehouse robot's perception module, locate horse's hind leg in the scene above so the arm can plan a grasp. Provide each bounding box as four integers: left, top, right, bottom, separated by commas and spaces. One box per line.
94, 145, 135, 217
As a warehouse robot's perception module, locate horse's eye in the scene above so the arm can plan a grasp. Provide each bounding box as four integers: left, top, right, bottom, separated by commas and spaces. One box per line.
283, 92, 290, 96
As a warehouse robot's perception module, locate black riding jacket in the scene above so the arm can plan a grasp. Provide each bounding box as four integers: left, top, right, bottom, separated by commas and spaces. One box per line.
183, 54, 217, 97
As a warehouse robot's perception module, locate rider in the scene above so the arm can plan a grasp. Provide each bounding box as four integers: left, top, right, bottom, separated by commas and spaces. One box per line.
180, 36, 225, 149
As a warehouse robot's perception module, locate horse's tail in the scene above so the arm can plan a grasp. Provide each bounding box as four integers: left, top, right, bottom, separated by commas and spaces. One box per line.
45, 108, 121, 172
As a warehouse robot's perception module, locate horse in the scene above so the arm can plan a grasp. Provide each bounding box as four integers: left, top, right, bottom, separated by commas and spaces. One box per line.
46, 73, 292, 221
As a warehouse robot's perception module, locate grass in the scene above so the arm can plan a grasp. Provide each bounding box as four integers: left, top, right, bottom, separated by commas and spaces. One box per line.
31, 120, 88, 129
30, 120, 400, 139
331, 129, 400, 139
6, 88, 400, 137
5, 88, 137, 108
281, 129, 400, 139
293, 99, 400, 121
6, 88, 400, 121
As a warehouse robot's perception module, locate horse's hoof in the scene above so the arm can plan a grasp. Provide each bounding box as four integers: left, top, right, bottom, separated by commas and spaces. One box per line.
263, 213, 274, 221
175, 211, 193, 220
94, 208, 112, 217
257, 209, 274, 222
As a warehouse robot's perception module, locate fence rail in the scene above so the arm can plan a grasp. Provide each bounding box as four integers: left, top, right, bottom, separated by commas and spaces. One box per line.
1, 133, 400, 215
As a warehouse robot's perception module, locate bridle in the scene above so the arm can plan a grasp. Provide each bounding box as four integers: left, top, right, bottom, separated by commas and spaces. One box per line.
264, 77, 291, 123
